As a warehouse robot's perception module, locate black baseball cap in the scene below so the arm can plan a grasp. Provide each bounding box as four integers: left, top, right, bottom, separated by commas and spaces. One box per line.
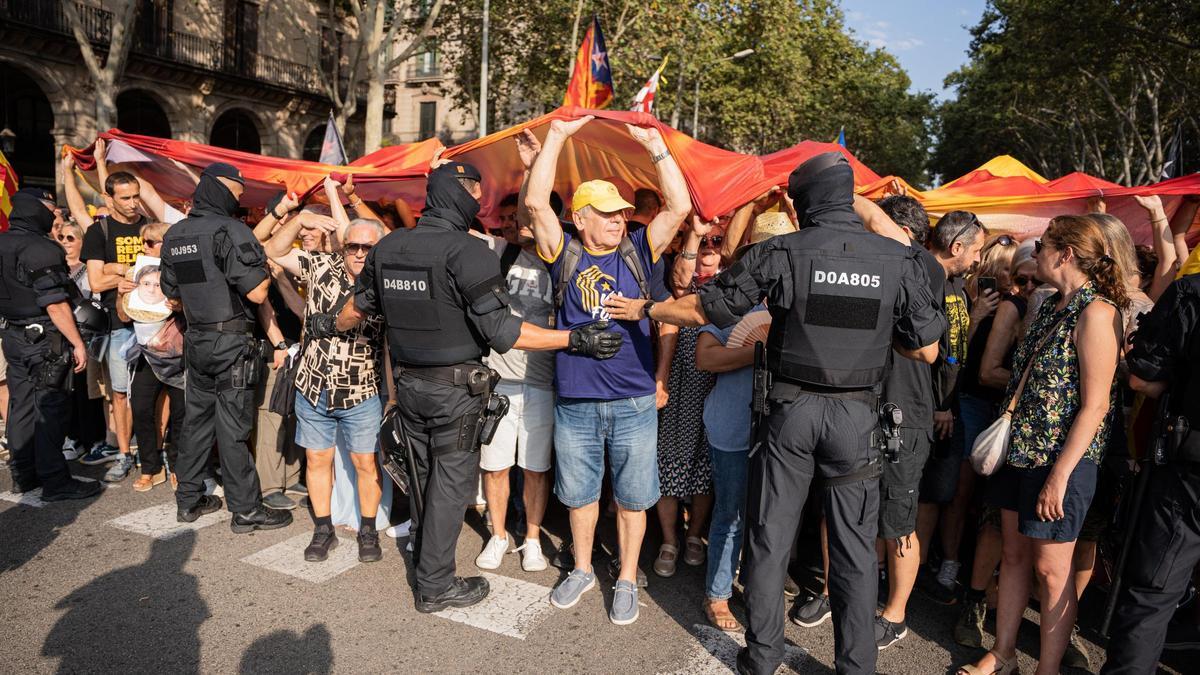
439, 161, 482, 182
201, 162, 244, 185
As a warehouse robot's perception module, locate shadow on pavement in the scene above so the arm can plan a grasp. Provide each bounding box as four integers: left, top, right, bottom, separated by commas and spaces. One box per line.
41, 530, 209, 673
238, 624, 332, 674
0, 477, 99, 574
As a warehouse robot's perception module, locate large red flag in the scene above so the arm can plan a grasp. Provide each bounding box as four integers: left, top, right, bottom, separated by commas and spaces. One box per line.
0, 150, 17, 231
563, 17, 614, 109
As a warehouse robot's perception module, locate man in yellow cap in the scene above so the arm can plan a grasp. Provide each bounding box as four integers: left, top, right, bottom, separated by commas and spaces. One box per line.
524, 115, 691, 625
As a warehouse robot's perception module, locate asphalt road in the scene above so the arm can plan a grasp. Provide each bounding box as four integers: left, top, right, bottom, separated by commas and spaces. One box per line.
0, 464, 1184, 674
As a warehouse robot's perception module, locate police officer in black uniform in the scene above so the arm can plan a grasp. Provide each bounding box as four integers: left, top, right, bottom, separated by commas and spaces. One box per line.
1102, 272, 1200, 674
605, 153, 945, 675
0, 188, 100, 500
160, 163, 291, 532
330, 161, 621, 613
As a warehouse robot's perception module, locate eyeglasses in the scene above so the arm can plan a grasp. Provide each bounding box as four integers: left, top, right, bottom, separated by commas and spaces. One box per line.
700, 235, 724, 248
144, 239, 162, 247
1013, 275, 1041, 287
56, 234, 77, 243
343, 243, 373, 256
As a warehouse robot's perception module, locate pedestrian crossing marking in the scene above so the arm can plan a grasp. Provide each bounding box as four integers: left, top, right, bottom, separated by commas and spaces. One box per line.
660, 624, 809, 674
107, 501, 229, 539
0, 477, 102, 508
433, 571, 555, 640
240, 532, 362, 583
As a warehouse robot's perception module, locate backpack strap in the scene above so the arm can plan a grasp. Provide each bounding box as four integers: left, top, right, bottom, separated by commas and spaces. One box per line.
554, 237, 584, 309
617, 236, 650, 300
499, 241, 522, 278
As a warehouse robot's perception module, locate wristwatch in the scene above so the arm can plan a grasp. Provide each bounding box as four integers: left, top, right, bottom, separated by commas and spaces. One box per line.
642, 299, 656, 320
274, 341, 288, 351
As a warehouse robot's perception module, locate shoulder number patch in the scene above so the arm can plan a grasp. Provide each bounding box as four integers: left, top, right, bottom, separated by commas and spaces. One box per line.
381, 266, 432, 299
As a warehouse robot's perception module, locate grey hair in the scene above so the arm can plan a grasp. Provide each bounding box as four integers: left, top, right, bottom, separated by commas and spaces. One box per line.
929, 210, 985, 252
342, 217, 385, 242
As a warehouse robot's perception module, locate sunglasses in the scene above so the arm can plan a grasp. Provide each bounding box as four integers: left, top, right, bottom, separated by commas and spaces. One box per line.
995, 234, 1015, 246
1013, 275, 1041, 287
56, 234, 77, 243
343, 243, 373, 256
700, 235, 724, 247
1034, 239, 1047, 254
946, 215, 983, 249
144, 239, 162, 247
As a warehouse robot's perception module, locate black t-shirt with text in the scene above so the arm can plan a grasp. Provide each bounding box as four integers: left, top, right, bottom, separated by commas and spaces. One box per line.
80, 214, 147, 316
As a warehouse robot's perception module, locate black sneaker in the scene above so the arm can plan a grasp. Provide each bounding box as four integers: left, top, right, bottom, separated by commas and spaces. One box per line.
875, 615, 908, 650
917, 567, 959, 605
230, 505, 293, 533
262, 491, 298, 510
783, 575, 801, 598
177, 494, 223, 522
1164, 621, 1200, 651
285, 482, 308, 496
304, 527, 339, 562
41, 478, 102, 502
954, 595, 988, 648
357, 527, 382, 563
607, 554, 649, 588
415, 576, 490, 613
790, 593, 832, 627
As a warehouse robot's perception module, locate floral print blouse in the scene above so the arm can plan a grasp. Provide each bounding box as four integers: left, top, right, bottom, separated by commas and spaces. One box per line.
1005, 282, 1117, 468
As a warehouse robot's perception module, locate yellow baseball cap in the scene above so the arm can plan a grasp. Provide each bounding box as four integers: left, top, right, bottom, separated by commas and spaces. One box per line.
572, 180, 635, 213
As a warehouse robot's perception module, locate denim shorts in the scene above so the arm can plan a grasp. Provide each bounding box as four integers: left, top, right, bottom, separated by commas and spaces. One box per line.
554, 394, 660, 511
104, 326, 134, 394
294, 390, 382, 454
986, 460, 1099, 542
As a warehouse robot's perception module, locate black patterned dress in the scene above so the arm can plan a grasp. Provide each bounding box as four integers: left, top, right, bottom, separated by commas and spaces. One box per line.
657, 325, 715, 497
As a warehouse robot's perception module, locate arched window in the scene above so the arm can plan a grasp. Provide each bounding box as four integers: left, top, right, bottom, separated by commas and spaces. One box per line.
0, 63, 55, 188
302, 125, 325, 162
210, 109, 261, 154
116, 90, 172, 138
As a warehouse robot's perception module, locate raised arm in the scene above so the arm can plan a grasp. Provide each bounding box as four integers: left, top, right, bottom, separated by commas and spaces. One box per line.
525, 117, 593, 260
722, 188, 782, 260
978, 299, 1021, 389
253, 191, 300, 243
626, 124, 691, 257
61, 153, 94, 228
94, 138, 110, 193
515, 129, 542, 228
673, 216, 711, 293
853, 194, 910, 246
341, 174, 382, 222
1136, 194, 1176, 302
324, 175, 352, 241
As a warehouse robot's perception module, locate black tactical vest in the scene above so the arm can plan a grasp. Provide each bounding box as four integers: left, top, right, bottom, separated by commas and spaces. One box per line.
162, 221, 250, 325
0, 232, 57, 321
1173, 282, 1200, 462
373, 227, 488, 366
767, 226, 907, 389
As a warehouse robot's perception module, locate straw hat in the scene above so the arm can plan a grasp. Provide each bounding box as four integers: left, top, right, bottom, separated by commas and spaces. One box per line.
734, 210, 797, 260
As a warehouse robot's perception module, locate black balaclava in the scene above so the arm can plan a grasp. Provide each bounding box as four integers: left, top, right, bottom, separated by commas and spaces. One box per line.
786, 152, 858, 230
190, 173, 239, 217
421, 162, 482, 231
7, 188, 55, 236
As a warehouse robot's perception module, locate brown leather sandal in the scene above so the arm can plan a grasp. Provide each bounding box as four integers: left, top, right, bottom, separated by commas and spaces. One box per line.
957, 650, 1018, 675
705, 600, 743, 633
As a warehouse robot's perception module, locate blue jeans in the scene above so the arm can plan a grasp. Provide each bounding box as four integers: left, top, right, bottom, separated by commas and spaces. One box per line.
706, 445, 749, 600
554, 394, 659, 510
294, 390, 383, 453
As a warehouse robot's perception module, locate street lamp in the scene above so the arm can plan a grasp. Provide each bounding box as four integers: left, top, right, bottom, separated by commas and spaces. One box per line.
691, 48, 754, 137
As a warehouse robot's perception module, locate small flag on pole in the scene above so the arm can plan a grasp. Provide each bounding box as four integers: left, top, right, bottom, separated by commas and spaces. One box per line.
835, 127, 846, 147
564, 16, 615, 109
630, 56, 669, 115
319, 111, 348, 166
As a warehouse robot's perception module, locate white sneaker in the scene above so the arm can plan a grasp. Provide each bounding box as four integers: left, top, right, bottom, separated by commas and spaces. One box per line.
62, 439, 83, 461
384, 519, 412, 539
475, 534, 509, 570
515, 538, 548, 572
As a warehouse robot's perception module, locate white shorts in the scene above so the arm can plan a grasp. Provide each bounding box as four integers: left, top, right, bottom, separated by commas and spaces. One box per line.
479, 382, 554, 473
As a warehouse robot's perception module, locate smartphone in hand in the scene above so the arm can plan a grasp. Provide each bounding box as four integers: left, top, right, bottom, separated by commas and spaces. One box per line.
977, 276, 997, 295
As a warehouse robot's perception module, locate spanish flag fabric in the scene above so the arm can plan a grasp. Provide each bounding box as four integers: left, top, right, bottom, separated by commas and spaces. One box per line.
563, 17, 614, 109
0, 150, 17, 231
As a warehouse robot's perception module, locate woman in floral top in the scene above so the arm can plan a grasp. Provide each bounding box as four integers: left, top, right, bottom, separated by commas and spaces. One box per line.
960, 215, 1127, 675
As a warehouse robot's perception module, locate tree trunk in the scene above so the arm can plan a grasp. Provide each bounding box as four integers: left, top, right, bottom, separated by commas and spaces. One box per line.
565, 0, 586, 78
364, 76, 386, 153
95, 77, 117, 132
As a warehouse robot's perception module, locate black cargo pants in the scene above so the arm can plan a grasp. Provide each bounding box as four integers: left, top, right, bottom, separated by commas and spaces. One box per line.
2, 325, 73, 493
741, 392, 880, 675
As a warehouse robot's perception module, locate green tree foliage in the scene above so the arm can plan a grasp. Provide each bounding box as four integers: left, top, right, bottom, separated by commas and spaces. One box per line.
933, 0, 1200, 185
441, 0, 934, 185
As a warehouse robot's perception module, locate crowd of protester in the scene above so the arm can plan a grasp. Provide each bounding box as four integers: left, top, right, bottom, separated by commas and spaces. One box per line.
5, 130, 1200, 672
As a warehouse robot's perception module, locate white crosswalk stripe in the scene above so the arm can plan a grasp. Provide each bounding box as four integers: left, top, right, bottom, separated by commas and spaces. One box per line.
0, 476, 102, 508
240, 532, 363, 583
660, 624, 809, 674
432, 571, 556, 640
107, 502, 229, 539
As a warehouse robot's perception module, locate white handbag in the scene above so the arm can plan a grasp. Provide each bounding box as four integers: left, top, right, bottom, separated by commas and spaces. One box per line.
969, 313, 1067, 476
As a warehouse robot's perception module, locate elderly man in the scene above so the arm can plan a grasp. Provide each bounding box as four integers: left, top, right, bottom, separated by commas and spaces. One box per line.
524, 115, 691, 625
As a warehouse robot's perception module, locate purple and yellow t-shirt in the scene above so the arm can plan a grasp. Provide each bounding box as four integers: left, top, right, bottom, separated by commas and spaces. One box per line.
543, 228, 670, 400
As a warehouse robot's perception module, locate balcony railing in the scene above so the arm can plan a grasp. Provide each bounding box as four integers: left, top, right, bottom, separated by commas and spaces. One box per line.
1, 0, 326, 96
407, 63, 442, 81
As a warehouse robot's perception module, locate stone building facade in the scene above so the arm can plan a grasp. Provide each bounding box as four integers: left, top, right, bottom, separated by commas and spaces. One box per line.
0, 0, 476, 194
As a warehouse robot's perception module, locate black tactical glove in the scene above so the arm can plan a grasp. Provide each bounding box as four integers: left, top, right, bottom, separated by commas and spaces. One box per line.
568, 320, 623, 359
305, 312, 338, 339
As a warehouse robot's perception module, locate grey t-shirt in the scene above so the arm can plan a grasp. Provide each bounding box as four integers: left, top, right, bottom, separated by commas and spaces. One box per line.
484, 236, 555, 388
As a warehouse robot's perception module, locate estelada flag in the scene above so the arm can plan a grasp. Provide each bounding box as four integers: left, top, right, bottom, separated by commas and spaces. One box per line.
564, 16, 614, 109
0, 150, 18, 231
629, 56, 669, 115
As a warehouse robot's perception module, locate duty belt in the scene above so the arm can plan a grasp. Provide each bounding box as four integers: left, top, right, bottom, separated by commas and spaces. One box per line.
399, 363, 492, 395
191, 318, 255, 335
1, 316, 50, 329
769, 379, 878, 408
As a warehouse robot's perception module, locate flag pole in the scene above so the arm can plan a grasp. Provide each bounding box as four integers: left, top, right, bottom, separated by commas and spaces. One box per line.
478, 0, 490, 138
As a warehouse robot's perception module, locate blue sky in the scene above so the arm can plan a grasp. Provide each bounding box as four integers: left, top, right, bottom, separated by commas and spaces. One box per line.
839, 0, 988, 100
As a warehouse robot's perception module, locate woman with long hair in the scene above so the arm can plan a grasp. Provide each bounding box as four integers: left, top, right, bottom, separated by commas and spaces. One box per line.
959, 215, 1127, 675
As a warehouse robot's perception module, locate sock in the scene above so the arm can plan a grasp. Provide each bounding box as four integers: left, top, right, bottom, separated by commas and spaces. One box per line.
314, 515, 333, 530
360, 514, 377, 532
964, 587, 986, 603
